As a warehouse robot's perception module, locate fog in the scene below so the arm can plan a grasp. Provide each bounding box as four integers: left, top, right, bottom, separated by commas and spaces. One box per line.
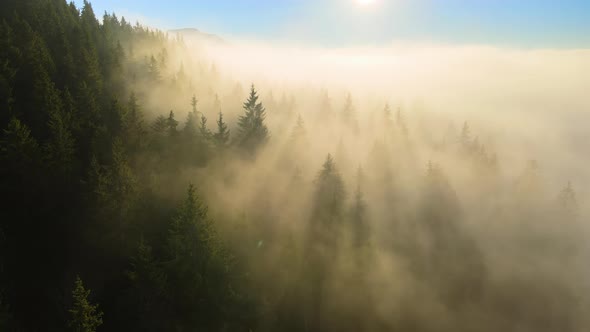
132, 32, 590, 331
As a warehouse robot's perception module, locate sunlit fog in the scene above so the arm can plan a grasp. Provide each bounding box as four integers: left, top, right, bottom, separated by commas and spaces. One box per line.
1, 0, 589, 331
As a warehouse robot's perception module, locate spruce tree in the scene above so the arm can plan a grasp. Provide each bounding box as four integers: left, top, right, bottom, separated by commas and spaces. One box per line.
312, 154, 346, 226
123, 92, 145, 154
126, 237, 168, 331
68, 276, 103, 332
460, 121, 472, 150
341, 93, 358, 134
165, 184, 240, 330
1, 117, 41, 174
191, 95, 198, 114
44, 104, 76, 175
198, 114, 211, 140
290, 114, 307, 145
350, 166, 367, 247
151, 115, 168, 134
213, 112, 230, 147
183, 110, 198, 138
236, 84, 268, 154
557, 182, 578, 218
166, 110, 178, 137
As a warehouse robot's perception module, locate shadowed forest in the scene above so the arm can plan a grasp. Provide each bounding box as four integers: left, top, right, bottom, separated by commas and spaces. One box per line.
0, 1, 589, 331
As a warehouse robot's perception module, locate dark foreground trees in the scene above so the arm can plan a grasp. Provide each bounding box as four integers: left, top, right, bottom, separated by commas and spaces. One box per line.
0, 1, 584, 332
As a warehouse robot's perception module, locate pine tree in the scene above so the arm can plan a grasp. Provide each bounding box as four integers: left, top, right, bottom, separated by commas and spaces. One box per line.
342, 93, 354, 122
557, 181, 578, 218
213, 112, 230, 147
148, 55, 160, 81
290, 114, 307, 145
68, 276, 103, 332
44, 102, 76, 175
236, 84, 269, 154
183, 110, 198, 139
166, 110, 178, 137
93, 139, 137, 220
318, 90, 332, 121
123, 92, 145, 153
213, 93, 221, 114
1, 117, 41, 174
341, 93, 359, 134
191, 95, 198, 114
302, 154, 347, 331
165, 184, 241, 330
459, 121, 472, 150
126, 237, 168, 331
199, 114, 211, 140
350, 166, 368, 247
151, 115, 168, 134
312, 154, 346, 227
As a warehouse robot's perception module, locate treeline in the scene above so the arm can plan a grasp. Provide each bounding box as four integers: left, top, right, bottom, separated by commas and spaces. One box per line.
0, 0, 265, 330
0, 1, 585, 332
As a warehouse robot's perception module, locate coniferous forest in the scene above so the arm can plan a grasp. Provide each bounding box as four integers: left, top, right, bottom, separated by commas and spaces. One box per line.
0, 1, 588, 331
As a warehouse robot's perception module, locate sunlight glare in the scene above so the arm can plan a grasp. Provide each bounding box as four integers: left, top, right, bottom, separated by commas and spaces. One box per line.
356, 0, 378, 7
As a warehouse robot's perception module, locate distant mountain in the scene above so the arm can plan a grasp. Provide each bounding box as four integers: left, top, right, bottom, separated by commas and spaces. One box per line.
168, 28, 225, 44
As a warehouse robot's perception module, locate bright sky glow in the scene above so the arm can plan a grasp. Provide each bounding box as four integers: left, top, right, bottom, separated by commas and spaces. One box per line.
356, 0, 377, 7
75, 0, 590, 48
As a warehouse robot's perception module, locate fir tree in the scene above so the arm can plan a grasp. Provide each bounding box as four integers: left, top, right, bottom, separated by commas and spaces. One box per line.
1, 117, 41, 173
183, 110, 198, 139
350, 166, 368, 247
460, 121, 472, 150
341, 93, 359, 134
236, 84, 268, 154
165, 184, 241, 330
312, 154, 346, 226
191, 95, 198, 114
123, 92, 145, 153
68, 276, 103, 332
199, 114, 211, 140
213, 112, 230, 146
151, 115, 168, 134
44, 103, 76, 175
166, 110, 178, 137
290, 114, 307, 145
557, 181, 578, 218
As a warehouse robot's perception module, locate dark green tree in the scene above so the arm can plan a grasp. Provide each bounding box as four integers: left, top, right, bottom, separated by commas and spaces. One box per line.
236, 84, 269, 154
165, 184, 246, 330
213, 112, 230, 147
44, 102, 76, 175
126, 237, 169, 331
312, 154, 347, 227
68, 276, 103, 332
166, 110, 178, 137
199, 114, 212, 140
123, 92, 145, 153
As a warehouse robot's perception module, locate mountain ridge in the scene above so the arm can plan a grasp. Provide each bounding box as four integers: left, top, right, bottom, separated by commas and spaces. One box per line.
168, 28, 225, 44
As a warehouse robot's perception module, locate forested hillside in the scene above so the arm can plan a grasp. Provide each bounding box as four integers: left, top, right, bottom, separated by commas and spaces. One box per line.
0, 1, 588, 331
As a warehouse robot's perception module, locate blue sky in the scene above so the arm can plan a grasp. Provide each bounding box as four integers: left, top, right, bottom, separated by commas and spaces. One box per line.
76, 0, 590, 48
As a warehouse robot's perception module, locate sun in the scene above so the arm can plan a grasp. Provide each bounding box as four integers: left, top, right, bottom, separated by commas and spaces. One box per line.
356, 0, 377, 6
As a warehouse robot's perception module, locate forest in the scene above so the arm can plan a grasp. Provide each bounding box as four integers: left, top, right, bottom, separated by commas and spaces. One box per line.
0, 0, 588, 331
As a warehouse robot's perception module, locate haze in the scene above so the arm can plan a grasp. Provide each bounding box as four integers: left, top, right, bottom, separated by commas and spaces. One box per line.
1, 1, 589, 331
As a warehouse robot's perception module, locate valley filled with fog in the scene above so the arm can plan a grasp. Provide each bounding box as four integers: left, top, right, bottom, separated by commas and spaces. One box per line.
0, 1, 588, 331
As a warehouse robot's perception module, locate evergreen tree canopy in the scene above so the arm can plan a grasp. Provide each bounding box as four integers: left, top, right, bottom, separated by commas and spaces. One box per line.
68, 276, 103, 332
236, 84, 268, 154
